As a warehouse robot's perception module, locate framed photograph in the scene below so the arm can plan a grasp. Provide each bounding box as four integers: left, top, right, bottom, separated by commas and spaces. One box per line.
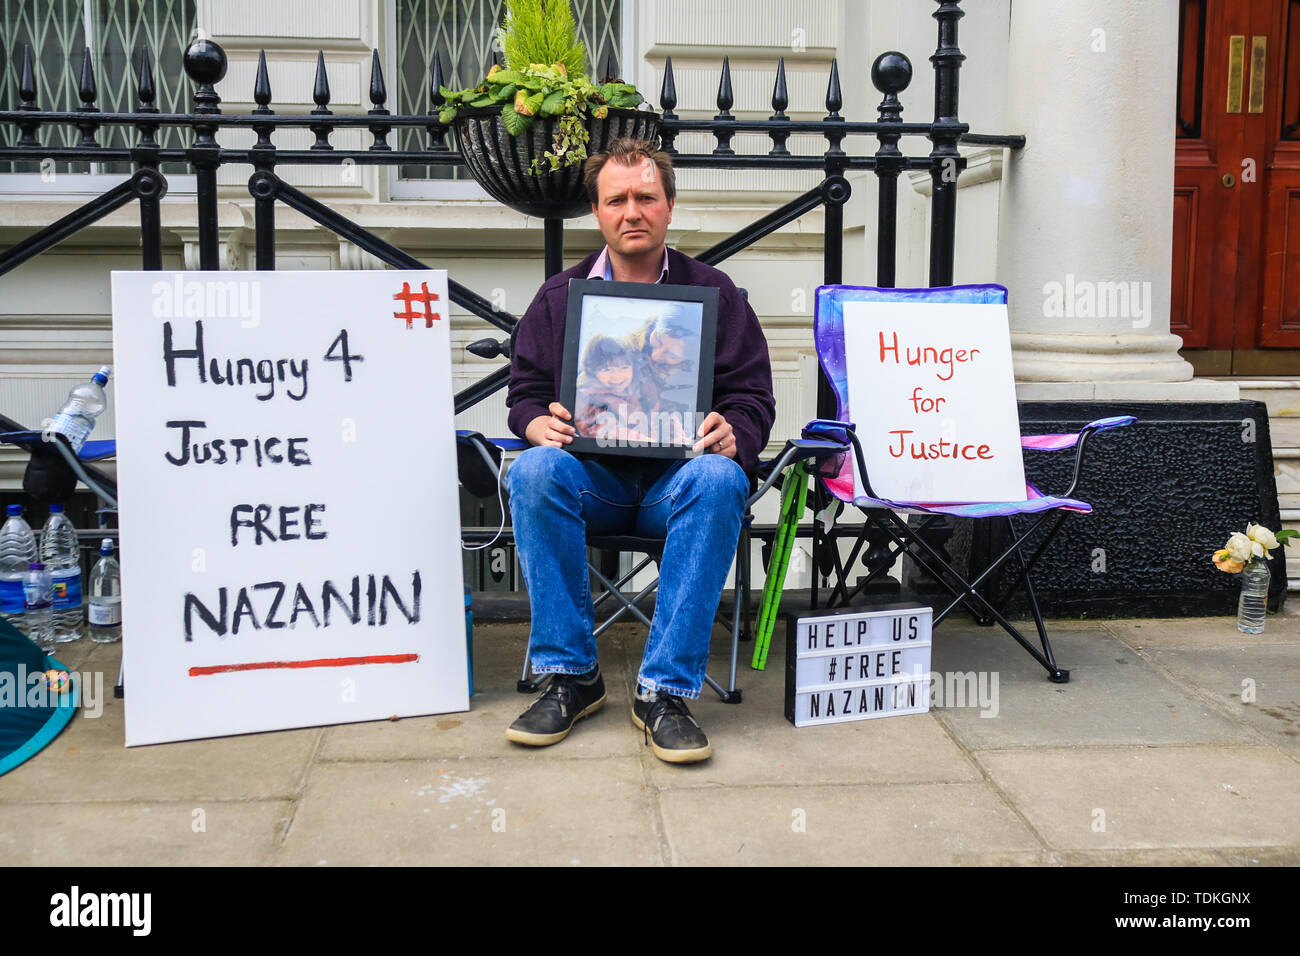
560, 279, 718, 459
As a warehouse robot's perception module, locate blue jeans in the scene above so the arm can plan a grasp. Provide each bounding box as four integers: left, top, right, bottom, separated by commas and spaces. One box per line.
506, 447, 750, 699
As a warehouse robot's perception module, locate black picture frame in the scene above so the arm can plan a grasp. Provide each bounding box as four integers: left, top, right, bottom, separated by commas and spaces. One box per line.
560, 279, 719, 459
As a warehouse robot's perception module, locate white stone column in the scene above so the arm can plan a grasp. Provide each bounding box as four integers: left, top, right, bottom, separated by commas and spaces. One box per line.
995, 0, 1236, 401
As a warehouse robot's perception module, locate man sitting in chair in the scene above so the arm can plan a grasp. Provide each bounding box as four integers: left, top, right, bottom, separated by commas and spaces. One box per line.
504, 138, 776, 763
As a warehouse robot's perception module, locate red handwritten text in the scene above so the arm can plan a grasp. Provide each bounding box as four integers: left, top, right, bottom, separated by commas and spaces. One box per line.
887, 430, 993, 460
879, 331, 979, 381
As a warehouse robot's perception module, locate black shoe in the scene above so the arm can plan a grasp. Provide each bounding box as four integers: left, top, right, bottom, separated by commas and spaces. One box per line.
632, 690, 712, 763
506, 670, 606, 746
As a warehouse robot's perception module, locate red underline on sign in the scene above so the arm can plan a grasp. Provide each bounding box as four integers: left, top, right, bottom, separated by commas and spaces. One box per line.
188, 653, 419, 676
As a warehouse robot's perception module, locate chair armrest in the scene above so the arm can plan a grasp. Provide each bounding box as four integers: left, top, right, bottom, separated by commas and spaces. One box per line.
750, 438, 849, 507
2, 429, 119, 506
800, 419, 885, 502
1056, 416, 1137, 500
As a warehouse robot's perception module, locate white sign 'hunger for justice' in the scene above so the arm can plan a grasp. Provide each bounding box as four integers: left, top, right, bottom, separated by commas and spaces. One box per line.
841, 300, 1025, 504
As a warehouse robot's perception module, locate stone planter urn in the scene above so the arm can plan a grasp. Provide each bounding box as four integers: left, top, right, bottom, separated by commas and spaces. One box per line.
453, 106, 661, 219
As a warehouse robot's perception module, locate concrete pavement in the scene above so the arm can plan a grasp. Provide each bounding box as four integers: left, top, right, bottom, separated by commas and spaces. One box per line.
2, 608, 1298, 866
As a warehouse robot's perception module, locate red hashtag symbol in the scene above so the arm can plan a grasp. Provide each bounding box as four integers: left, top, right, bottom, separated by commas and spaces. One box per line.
393, 281, 442, 328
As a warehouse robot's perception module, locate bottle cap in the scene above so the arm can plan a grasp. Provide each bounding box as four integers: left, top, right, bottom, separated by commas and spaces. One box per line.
49, 503, 64, 514
92, 365, 112, 386
29, 562, 44, 570
6, 504, 20, 516
100, 538, 114, 554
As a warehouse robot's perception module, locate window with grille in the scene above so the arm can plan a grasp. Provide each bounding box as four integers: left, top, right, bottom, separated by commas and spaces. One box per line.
0, 0, 196, 175
393, 0, 624, 181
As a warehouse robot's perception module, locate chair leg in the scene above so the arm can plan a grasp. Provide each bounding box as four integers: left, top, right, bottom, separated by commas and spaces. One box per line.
1020, 556, 1068, 683
592, 555, 655, 616
722, 547, 743, 703
517, 534, 750, 703
1004, 516, 1069, 683
519, 550, 658, 692
517, 655, 540, 694
739, 524, 753, 644
872, 510, 1071, 682
589, 564, 656, 635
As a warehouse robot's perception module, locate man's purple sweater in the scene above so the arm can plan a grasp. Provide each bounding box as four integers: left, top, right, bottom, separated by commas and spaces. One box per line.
506, 248, 777, 472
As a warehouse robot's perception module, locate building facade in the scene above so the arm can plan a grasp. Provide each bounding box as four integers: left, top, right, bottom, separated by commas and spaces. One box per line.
1, 1, 1290, 603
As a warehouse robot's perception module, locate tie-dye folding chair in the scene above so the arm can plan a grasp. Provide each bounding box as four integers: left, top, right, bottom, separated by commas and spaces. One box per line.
805, 284, 1135, 682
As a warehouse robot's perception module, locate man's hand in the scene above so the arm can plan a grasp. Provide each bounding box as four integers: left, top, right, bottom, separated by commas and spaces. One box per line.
526, 402, 576, 447
693, 410, 736, 458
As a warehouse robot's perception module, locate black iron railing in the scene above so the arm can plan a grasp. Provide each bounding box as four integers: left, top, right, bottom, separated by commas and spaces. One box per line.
0, 1, 1025, 600
1, 0, 1023, 411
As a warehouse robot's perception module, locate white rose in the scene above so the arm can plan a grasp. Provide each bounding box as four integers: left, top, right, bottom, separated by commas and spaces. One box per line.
1225, 532, 1254, 563
1247, 523, 1280, 552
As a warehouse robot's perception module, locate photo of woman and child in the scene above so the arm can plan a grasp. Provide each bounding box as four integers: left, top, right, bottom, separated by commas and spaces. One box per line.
572, 298, 704, 449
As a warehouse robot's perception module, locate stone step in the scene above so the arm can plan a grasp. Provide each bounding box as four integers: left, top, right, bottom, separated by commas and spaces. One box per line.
1270, 418, 1300, 447
1284, 508, 1300, 592
1231, 378, 1300, 417
1277, 446, 1300, 497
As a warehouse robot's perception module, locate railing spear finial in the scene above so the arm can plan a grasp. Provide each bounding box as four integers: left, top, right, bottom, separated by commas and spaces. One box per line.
768, 56, 790, 157
136, 45, 160, 150
313, 51, 332, 112
825, 57, 842, 117
136, 44, 157, 111
712, 56, 735, 156
76, 47, 100, 148
369, 48, 388, 109
253, 49, 273, 111
252, 50, 275, 151
658, 56, 678, 154
427, 52, 448, 152
310, 51, 333, 151
368, 49, 392, 151
823, 58, 845, 158
16, 44, 39, 147
78, 46, 98, 111
716, 55, 734, 114
19, 43, 37, 108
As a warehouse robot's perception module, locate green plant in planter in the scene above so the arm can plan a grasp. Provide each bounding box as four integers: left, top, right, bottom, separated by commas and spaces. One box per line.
438, 0, 648, 173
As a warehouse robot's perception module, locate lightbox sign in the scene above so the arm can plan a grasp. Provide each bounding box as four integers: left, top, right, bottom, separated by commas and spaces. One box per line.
785, 605, 932, 727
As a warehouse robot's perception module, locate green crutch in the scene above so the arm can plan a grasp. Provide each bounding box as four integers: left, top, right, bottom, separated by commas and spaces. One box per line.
751, 462, 809, 670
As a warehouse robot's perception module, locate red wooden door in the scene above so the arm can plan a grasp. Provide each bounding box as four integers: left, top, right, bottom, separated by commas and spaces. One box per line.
1175, 0, 1300, 374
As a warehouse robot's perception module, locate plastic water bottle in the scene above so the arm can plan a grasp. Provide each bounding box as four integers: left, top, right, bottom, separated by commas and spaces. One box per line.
88, 538, 122, 643
23, 562, 54, 651
1236, 560, 1270, 634
49, 365, 111, 453
0, 504, 38, 635
40, 504, 82, 642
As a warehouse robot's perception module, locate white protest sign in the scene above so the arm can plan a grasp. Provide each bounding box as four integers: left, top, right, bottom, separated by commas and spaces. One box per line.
841, 300, 1025, 503
784, 605, 932, 727
111, 271, 467, 746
